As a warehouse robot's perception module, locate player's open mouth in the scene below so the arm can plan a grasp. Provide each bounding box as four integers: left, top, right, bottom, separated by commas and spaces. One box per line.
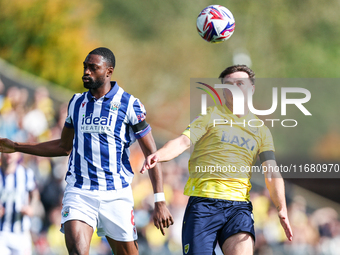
82, 77, 90, 82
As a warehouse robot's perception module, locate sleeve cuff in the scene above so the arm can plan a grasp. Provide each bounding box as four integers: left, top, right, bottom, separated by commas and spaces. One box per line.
182, 129, 198, 144
135, 125, 151, 139
259, 151, 276, 163
64, 122, 74, 129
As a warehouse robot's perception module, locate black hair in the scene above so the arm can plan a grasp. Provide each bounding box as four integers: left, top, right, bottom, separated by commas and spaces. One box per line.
89, 47, 116, 68
219, 65, 255, 85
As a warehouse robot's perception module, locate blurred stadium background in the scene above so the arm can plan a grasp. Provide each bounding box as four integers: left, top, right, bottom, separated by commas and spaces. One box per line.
0, 0, 340, 254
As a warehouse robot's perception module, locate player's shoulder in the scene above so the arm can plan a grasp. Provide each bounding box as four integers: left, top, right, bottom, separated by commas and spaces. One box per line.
116, 86, 140, 103
205, 105, 222, 116
257, 119, 273, 137
259, 123, 271, 135
68, 92, 85, 103
190, 106, 225, 124
207, 105, 235, 121
190, 106, 215, 123
121, 90, 146, 109
248, 113, 272, 135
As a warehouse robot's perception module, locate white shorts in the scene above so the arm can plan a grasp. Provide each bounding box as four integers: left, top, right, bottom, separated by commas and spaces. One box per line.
60, 184, 137, 242
0, 232, 32, 255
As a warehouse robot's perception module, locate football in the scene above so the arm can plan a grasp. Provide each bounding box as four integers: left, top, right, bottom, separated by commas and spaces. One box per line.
196, 5, 235, 43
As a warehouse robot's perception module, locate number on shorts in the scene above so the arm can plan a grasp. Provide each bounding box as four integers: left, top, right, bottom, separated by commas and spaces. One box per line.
131, 209, 135, 226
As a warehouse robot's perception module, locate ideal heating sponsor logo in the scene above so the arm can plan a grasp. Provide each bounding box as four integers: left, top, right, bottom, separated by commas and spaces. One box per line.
81, 113, 113, 133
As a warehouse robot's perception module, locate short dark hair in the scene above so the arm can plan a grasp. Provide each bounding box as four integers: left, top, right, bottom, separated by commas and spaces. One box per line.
219, 65, 255, 85
89, 47, 116, 68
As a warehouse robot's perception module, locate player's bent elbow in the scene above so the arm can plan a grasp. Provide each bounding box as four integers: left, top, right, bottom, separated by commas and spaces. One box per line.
59, 144, 73, 156
179, 134, 191, 149
63, 150, 71, 156
264, 176, 274, 188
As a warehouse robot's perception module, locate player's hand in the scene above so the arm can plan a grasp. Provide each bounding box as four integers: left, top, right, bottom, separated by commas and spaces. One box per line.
140, 153, 159, 174
278, 210, 293, 241
0, 138, 15, 153
0, 205, 5, 218
152, 201, 174, 236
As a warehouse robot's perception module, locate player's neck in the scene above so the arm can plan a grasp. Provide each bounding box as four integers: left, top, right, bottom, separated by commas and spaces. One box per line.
90, 81, 112, 99
225, 101, 250, 118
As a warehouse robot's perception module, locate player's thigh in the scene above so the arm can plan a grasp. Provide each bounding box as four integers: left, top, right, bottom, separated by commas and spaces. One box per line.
182, 197, 224, 255
97, 186, 137, 242
64, 220, 94, 255
106, 237, 138, 255
60, 188, 98, 254
60, 185, 99, 235
221, 232, 254, 255
219, 201, 255, 255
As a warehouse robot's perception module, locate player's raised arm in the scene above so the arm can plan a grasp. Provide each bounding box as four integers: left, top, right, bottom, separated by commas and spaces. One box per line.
0, 126, 74, 157
140, 134, 191, 174
263, 159, 293, 241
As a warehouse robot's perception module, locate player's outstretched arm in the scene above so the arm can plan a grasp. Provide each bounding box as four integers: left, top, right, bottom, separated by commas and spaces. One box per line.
140, 134, 191, 174
0, 126, 74, 157
137, 132, 174, 235
263, 159, 293, 241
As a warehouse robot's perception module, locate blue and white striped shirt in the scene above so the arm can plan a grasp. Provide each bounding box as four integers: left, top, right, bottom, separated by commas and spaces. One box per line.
0, 165, 36, 233
64, 82, 151, 190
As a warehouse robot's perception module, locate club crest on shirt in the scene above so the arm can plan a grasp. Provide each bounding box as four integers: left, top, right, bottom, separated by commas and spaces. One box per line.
110, 101, 121, 112
62, 206, 70, 217
184, 244, 190, 254
248, 126, 259, 134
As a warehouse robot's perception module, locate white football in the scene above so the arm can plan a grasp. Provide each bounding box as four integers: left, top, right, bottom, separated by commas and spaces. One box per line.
196, 5, 235, 43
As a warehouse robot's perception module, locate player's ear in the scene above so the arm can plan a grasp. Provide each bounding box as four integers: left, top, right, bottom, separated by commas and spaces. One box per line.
251, 85, 255, 95
107, 66, 114, 77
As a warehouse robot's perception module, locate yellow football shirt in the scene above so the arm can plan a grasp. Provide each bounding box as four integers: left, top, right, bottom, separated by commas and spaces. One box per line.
182, 105, 274, 201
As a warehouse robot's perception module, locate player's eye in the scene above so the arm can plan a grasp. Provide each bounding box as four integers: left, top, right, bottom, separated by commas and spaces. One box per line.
89, 65, 97, 71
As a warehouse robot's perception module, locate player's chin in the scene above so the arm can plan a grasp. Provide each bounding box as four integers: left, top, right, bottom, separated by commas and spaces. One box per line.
83, 81, 89, 87
83, 81, 104, 90
83, 82, 93, 89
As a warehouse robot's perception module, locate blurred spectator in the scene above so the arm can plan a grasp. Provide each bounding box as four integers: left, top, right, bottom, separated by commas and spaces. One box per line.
0, 152, 40, 255
0, 78, 5, 109
311, 207, 340, 255
0, 86, 29, 142
32, 87, 55, 127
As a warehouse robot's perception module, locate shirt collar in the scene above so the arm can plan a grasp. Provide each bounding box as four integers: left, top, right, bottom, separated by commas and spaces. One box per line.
86, 81, 119, 101
221, 104, 255, 120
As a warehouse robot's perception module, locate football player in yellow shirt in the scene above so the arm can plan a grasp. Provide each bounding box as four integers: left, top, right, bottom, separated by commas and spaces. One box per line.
141, 65, 293, 255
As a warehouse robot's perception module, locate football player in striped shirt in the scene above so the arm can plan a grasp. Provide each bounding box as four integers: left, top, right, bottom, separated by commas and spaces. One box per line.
0, 47, 173, 255
141, 65, 293, 255
0, 152, 39, 255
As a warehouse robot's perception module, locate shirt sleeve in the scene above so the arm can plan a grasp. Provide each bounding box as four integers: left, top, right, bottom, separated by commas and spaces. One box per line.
182, 111, 212, 144
128, 98, 151, 139
259, 126, 275, 154
64, 94, 77, 129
